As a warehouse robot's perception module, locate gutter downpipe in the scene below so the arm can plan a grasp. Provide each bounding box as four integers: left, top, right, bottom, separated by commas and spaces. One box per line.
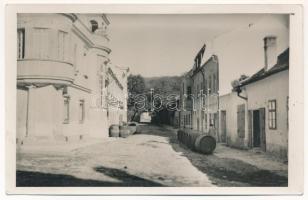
236, 86, 248, 101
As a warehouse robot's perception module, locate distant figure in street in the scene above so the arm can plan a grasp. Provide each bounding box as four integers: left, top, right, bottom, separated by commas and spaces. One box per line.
208, 123, 216, 138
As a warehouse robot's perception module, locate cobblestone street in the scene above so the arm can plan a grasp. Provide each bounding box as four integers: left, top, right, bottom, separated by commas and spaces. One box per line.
17, 124, 287, 187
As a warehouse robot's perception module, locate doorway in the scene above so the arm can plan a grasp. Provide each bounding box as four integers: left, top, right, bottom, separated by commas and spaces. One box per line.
220, 110, 227, 143
197, 118, 200, 131
252, 108, 266, 150
253, 110, 260, 147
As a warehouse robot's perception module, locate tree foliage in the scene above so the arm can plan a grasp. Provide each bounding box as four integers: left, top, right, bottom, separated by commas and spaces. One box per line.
128, 74, 146, 95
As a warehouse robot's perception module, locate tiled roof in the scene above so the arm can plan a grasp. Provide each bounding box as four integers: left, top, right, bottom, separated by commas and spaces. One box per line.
240, 48, 289, 86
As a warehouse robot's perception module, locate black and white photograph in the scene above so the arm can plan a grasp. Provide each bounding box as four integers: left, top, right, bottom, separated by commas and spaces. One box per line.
4, 3, 304, 196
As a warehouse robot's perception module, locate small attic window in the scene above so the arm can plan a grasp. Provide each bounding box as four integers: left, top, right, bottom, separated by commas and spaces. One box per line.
90, 20, 98, 32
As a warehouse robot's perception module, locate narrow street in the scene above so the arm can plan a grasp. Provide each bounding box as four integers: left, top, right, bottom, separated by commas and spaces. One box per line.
17, 124, 287, 187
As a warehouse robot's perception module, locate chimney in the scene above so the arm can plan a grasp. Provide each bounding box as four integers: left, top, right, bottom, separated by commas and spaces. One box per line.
263, 36, 277, 71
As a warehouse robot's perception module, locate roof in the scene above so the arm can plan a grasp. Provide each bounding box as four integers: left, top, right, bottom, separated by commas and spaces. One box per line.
191, 54, 218, 77
240, 48, 289, 86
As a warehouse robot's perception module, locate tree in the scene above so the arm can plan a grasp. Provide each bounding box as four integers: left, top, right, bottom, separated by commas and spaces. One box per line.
127, 75, 146, 121
128, 74, 146, 95
231, 74, 249, 92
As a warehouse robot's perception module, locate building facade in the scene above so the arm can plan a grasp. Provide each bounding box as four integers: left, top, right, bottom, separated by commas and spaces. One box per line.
219, 36, 289, 160
106, 65, 129, 126
17, 13, 128, 144
179, 45, 220, 140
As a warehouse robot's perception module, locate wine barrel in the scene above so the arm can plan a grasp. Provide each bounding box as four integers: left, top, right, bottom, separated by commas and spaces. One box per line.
177, 129, 184, 142
188, 131, 201, 151
127, 122, 137, 134
194, 135, 216, 154
183, 131, 189, 146
109, 125, 120, 137
119, 126, 130, 138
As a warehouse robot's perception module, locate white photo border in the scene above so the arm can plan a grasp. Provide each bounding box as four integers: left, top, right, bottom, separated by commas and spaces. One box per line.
5, 3, 304, 195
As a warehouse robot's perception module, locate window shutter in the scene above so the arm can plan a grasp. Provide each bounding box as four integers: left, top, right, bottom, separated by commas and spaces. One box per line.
237, 104, 245, 138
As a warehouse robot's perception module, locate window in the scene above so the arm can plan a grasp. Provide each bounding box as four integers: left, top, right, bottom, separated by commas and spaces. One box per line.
209, 76, 212, 94
209, 113, 214, 126
213, 74, 217, 93
58, 30, 68, 61
79, 100, 85, 123
99, 74, 104, 107
204, 80, 208, 95
63, 96, 70, 124
17, 28, 25, 59
187, 86, 192, 97
73, 44, 78, 69
90, 20, 98, 32
33, 28, 49, 59
197, 84, 199, 97
204, 113, 208, 130
268, 100, 277, 129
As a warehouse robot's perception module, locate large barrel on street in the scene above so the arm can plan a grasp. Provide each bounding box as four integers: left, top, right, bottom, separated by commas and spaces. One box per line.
194, 135, 216, 154
119, 126, 130, 138
177, 129, 216, 154
109, 125, 120, 137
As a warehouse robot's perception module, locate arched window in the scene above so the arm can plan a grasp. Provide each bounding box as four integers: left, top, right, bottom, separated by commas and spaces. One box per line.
90, 20, 98, 32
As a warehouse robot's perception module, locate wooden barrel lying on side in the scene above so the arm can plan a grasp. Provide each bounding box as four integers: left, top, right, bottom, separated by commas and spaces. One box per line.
119, 126, 130, 138
177, 129, 185, 141
194, 135, 216, 154
188, 131, 201, 151
109, 125, 120, 137
177, 129, 216, 154
177, 129, 199, 150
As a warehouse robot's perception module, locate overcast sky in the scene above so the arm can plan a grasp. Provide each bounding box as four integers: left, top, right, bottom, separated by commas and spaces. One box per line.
107, 14, 289, 95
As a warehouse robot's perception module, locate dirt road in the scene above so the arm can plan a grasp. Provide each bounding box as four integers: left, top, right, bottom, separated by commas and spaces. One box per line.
17, 124, 287, 187
17, 124, 213, 186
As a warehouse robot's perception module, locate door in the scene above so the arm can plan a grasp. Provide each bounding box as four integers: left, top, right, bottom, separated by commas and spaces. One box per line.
214, 113, 219, 141
201, 111, 204, 132
220, 110, 227, 143
197, 118, 200, 131
253, 110, 261, 147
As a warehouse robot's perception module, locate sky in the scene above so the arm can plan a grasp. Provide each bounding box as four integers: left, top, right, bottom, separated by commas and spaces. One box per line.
107, 14, 289, 95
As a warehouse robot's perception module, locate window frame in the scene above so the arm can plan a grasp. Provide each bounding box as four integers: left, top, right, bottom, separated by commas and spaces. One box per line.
63, 96, 70, 124
79, 99, 85, 123
268, 99, 277, 130
17, 28, 25, 59
58, 30, 68, 61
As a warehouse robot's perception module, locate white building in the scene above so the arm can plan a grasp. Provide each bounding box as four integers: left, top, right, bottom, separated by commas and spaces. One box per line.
219, 36, 289, 160
17, 13, 128, 144
106, 64, 129, 126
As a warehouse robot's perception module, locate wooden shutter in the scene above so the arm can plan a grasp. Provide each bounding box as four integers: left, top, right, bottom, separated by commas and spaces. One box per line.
259, 108, 266, 151
237, 104, 245, 138
248, 110, 253, 147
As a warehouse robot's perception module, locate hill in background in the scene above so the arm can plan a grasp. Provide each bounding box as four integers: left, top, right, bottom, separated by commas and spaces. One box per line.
144, 76, 182, 97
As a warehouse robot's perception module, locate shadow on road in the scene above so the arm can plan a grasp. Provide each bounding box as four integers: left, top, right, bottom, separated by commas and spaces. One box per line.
139, 124, 287, 187
17, 166, 163, 187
